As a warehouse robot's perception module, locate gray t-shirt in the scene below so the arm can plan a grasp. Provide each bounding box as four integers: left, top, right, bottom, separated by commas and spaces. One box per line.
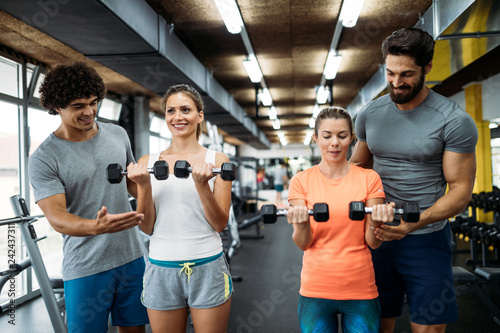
29, 121, 144, 280
355, 90, 478, 234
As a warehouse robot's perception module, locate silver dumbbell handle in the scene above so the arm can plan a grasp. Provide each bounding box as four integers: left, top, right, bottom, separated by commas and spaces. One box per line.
187, 166, 222, 174
364, 207, 404, 214
276, 209, 314, 217
120, 167, 156, 176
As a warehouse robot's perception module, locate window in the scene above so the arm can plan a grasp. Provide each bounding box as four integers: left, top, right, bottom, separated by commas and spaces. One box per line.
0, 55, 62, 307
0, 101, 22, 303
32, 73, 45, 99
0, 57, 21, 98
149, 115, 171, 152
98, 97, 122, 121
28, 108, 63, 284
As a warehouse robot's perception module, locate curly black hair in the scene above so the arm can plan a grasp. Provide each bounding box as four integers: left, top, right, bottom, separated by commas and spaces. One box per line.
39, 62, 107, 115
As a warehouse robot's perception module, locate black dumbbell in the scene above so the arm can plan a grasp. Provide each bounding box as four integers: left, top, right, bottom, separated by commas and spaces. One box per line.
106, 160, 169, 184
261, 203, 329, 224
348, 201, 420, 222
173, 160, 236, 181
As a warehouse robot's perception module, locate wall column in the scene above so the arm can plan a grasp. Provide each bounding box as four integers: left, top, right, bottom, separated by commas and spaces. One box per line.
464, 82, 492, 222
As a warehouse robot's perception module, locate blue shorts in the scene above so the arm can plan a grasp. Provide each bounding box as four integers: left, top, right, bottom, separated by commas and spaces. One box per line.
298, 295, 380, 333
371, 222, 458, 325
141, 252, 233, 310
275, 184, 284, 192
64, 257, 149, 333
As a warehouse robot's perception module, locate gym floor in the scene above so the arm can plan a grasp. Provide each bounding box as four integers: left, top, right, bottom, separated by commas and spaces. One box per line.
1, 217, 499, 332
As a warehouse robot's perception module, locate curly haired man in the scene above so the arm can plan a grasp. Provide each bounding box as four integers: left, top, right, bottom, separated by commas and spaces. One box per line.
29, 62, 149, 333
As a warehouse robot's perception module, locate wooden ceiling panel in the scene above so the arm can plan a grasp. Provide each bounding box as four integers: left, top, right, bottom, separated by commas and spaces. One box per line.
3, 0, 441, 145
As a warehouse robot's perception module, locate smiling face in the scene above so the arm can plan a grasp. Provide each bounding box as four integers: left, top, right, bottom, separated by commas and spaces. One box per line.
386, 54, 431, 109
56, 95, 98, 136
314, 117, 353, 164
165, 92, 204, 140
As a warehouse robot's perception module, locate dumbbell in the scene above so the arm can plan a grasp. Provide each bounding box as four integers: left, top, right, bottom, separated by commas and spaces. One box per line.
260, 203, 329, 224
173, 160, 236, 181
106, 160, 169, 184
348, 201, 420, 222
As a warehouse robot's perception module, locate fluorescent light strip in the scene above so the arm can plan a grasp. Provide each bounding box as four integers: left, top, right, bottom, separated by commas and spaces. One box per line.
339, 0, 365, 28
312, 104, 320, 118
316, 86, 329, 104
309, 117, 316, 129
303, 130, 314, 145
260, 88, 273, 106
214, 0, 244, 34
243, 55, 263, 83
272, 118, 281, 130
268, 106, 277, 120
323, 53, 342, 80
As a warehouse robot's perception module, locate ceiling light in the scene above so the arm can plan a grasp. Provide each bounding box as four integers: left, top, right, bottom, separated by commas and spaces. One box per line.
490, 123, 499, 129
309, 117, 316, 129
272, 118, 281, 130
303, 130, 314, 145
280, 136, 288, 146
278, 131, 285, 138
243, 55, 263, 83
316, 86, 329, 104
214, 0, 244, 34
323, 53, 342, 80
260, 88, 273, 106
268, 106, 277, 120
339, 0, 365, 28
312, 104, 321, 118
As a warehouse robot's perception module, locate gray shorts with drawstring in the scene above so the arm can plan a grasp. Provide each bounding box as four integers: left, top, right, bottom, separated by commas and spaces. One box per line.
141, 252, 233, 310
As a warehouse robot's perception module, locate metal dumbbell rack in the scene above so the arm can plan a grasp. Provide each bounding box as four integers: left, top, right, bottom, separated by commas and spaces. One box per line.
0, 195, 66, 332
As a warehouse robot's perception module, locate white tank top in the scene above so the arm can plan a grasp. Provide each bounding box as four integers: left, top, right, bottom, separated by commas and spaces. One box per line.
147, 149, 222, 261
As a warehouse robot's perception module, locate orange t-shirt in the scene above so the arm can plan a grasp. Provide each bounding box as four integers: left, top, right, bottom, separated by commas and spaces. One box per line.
288, 164, 385, 300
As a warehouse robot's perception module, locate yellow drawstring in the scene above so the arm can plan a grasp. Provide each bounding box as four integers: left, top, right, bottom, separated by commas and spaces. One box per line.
179, 262, 195, 282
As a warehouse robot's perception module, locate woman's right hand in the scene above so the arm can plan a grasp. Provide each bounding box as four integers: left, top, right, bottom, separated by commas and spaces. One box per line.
126, 162, 151, 185
287, 205, 310, 225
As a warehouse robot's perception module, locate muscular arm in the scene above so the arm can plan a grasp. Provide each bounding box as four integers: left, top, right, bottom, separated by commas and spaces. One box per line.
375, 151, 476, 241
419, 151, 476, 227
349, 141, 373, 169
37, 193, 143, 236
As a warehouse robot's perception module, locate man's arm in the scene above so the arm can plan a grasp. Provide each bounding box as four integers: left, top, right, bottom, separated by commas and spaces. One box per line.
37, 193, 143, 236
374, 151, 476, 241
420, 151, 476, 225
349, 140, 374, 169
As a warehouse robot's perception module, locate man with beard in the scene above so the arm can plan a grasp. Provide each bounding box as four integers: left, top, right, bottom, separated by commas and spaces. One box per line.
350, 27, 478, 333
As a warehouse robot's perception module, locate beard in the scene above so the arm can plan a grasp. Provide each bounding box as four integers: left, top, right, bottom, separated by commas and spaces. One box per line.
389, 70, 425, 105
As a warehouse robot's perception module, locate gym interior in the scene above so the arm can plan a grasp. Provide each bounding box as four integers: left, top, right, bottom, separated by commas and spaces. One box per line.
1, 0, 500, 332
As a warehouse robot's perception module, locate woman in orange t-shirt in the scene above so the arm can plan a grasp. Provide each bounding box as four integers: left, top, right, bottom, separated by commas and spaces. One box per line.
287, 107, 395, 333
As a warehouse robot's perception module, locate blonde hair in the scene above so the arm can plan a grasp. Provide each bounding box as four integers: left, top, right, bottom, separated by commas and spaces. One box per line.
314, 107, 353, 137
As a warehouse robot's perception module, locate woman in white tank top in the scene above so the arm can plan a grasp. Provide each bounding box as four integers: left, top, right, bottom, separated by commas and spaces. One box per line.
127, 84, 233, 332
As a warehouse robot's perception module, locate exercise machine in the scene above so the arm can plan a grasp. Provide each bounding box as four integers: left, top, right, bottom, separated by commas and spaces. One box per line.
0, 195, 66, 332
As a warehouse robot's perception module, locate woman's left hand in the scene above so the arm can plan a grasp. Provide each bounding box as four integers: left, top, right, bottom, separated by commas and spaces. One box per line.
369, 202, 395, 226
287, 205, 310, 225
190, 162, 216, 183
